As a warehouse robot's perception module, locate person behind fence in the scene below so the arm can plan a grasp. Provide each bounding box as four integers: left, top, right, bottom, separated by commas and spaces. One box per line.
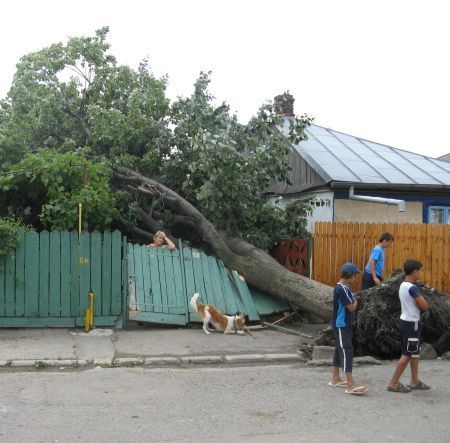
147, 230, 176, 250
361, 232, 394, 290
329, 262, 368, 395
387, 259, 430, 393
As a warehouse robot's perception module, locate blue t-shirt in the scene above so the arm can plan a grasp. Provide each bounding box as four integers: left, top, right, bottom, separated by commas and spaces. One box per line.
332, 283, 355, 328
364, 245, 385, 276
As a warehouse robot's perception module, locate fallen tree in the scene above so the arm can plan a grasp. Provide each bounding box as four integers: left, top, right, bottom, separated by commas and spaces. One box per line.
354, 272, 450, 358
113, 166, 334, 320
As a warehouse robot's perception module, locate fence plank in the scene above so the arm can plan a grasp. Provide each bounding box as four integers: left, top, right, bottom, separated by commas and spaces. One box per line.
444, 226, 450, 293
70, 231, 79, 316
24, 231, 39, 317
0, 256, 5, 316
101, 231, 112, 316
148, 247, 163, 312
90, 231, 102, 317
111, 230, 122, 315
60, 231, 71, 317
14, 231, 26, 317
78, 231, 91, 317
39, 231, 50, 317
49, 231, 61, 317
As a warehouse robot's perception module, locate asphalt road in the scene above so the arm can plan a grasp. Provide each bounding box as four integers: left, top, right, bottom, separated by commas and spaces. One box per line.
0, 360, 448, 442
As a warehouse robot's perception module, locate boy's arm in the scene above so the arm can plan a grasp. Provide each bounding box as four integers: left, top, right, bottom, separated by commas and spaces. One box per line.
368, 259, 380, 284
345, 299, 357, 313
415, 295, 428, 312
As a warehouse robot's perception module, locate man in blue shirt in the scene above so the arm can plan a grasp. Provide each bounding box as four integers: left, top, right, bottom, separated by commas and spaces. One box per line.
361, 232, 394, 290
329, 263, 368, 395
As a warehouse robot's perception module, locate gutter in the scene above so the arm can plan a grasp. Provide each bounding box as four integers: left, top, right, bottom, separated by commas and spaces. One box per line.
349, 186, 406, 212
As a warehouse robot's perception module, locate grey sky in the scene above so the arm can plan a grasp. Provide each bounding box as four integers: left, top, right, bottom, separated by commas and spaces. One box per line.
1, 0, 449, 157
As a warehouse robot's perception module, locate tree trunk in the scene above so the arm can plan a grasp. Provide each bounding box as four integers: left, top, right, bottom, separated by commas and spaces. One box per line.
113, 167, 334, 321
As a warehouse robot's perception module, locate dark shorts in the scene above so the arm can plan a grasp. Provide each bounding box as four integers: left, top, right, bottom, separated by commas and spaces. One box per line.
361, 271, 383, 290
332, 325, 353, 372
399, 319, 421, 357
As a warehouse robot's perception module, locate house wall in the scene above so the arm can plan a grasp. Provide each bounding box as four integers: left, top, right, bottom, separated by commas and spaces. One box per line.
333, 199, 422, 223
268, 190, 334, 232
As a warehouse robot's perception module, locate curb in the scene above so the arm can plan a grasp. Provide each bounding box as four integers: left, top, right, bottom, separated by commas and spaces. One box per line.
2, 353, 305, 369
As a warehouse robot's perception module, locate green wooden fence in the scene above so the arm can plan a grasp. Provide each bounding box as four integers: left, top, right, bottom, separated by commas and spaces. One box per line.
0, 230, 126, 327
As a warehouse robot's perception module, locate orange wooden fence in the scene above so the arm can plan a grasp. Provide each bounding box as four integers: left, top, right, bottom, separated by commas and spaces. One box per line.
312, 222, 450, 293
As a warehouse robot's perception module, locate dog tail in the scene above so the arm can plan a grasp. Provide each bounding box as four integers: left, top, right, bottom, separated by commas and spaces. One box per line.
190, 292, 200, 313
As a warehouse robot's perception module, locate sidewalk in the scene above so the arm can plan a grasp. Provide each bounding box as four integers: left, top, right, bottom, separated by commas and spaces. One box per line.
0, 323, 324, 369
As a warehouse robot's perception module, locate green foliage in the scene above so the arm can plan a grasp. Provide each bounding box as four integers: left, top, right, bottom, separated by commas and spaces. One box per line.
0, 217, 32, 256
0, 28, 314, 251
0, 149, 116, 231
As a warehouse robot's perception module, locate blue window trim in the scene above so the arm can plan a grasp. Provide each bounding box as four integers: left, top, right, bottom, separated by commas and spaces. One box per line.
428, 206, 450, 224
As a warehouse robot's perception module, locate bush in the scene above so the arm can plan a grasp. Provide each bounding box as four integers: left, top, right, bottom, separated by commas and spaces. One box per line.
0, 217, 32, 256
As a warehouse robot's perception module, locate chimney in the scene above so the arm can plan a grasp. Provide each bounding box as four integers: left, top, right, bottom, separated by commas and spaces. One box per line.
274, 92, 295, 117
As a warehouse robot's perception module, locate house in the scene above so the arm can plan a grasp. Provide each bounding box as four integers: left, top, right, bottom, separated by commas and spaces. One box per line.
269, 96, 450, 229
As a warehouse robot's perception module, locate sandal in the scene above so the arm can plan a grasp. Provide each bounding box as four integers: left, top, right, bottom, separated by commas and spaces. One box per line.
407, 380, 431, 390
387, 383, 411, 393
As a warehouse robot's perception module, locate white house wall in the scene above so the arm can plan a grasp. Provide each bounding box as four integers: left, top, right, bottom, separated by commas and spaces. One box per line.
268, 191, 334, 233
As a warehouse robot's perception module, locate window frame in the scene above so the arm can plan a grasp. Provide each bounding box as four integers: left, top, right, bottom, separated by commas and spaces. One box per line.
428, 205, 450, 224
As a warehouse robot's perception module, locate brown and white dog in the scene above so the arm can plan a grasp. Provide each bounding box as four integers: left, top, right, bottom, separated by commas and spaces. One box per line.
190, 293, 246, 335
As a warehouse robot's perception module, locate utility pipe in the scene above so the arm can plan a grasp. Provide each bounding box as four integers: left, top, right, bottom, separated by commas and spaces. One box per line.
349, 186, 405, 212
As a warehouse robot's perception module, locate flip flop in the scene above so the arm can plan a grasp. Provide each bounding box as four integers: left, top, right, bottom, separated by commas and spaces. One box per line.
407, 380, 431, 390
345, 386, 368, 395
328, 381, 347, 388
387, 383, 411, 393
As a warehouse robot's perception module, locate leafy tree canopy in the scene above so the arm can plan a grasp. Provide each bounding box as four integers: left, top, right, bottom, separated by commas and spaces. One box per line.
0, 27, 313, 250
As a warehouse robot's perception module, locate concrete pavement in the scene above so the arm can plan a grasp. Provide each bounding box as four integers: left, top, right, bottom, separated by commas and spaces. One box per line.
0, 322, 325, 369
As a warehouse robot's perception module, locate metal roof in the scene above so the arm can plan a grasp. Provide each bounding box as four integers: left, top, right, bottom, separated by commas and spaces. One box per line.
282, 118, 450, 187
438, 153, 450, 162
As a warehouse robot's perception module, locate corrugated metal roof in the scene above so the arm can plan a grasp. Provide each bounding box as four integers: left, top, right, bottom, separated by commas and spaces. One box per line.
438, 153, 450, 162
282, 119, 450, 186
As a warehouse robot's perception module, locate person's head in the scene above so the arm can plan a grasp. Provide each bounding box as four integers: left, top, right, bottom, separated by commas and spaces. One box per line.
341, 262, 360, 283
153, 231, 164, 246
404, 259, 423, 281
379, 232, 394, 248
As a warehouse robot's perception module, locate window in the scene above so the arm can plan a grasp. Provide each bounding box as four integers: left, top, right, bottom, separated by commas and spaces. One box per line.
428, 206, 450, 224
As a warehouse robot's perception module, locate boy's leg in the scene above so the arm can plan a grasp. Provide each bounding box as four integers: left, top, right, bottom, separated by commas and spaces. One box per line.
388, 355, 410, 388
331, 327, 345, 384
409, 356, 419, 386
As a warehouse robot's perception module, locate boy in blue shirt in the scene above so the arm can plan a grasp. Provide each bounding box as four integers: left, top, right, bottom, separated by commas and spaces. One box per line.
361, 232, 394, 290
329, 263, 368, 395
387, 259, 430, 393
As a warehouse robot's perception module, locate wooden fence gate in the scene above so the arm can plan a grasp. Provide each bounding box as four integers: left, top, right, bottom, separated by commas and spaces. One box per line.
0, 230, 127, 327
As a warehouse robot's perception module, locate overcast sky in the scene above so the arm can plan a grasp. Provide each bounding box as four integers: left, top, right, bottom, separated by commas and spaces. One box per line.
1, 0, 449, 158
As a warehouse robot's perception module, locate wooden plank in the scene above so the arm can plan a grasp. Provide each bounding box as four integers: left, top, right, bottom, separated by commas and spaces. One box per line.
171, 248, 186, 319
60, 231, 71, 317
75, 315, 119, 327
141, 245, 152, 311
4, 252, 15, 316
444, 226, 450, 293
110, 230, 122, 315
49, 231, 61, 317
78, 231, 91, 317
436, 224, 444, 291
191, 249, 207, 305
231, 271, 260, 321
161, 248, 180, 315
120, 237, 128, 329
200, 251, 216, 307
134, 245, 146, 312
217, 260, 240, 315
70, 231, 79, 316
182, 247, 200, 321
39, 231, 50, 317
14, 231, 26, 317
208, 256, 228, 313
148, 246, 163, 313
24, 231, 39, 317
128, 310, 187, 325
0, 317, 76, 327
90, 230, 102, 318
101, 231, 112, 316
425, 223, 433, 285
0, 255, 5, 316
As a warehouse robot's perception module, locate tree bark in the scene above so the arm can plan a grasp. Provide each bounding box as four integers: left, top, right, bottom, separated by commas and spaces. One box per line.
113, 167, 333, 321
